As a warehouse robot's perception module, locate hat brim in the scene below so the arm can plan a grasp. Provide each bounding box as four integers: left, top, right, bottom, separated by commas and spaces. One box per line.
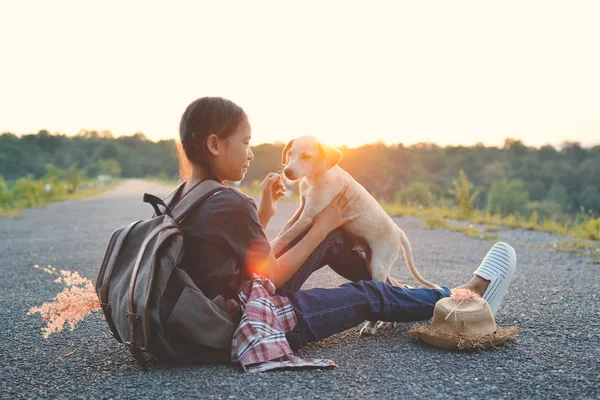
409, 324, 518, 350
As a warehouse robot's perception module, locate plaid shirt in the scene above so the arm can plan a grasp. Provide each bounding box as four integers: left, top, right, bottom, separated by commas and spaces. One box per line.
229, 274, 338, 373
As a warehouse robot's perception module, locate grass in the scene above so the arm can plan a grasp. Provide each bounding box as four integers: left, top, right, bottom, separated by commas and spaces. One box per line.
551, 238, 600, 258
382, 201, 600, 260
0, 180, 121, 220
424, 217, 500, 241
53, 180, 121, 202
484, 224, 500, 232
0, 208, 22, 218
381, 201, 600, 241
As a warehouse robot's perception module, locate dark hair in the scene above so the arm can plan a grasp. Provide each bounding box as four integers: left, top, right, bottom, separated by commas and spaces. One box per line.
177, 97, 247, 180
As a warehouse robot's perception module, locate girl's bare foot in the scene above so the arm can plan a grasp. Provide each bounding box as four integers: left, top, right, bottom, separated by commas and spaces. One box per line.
456, 275, 490, 297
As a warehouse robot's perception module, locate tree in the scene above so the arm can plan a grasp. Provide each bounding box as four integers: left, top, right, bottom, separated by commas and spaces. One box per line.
527, 180, 547, 202
579, 186, 600, 214
481, 161, 507, 186
538, 145, 558, 163
503, 138, 529, 170
487, 179, 530, 216
449, 170, 479, 219
561, 141, 585, 167
545, 183, 569, 211
97, 142, 121, 160
98, 159, 122, 177
577, 158, 600, 188
0, 143, 26, 180
2, 129, 598, 220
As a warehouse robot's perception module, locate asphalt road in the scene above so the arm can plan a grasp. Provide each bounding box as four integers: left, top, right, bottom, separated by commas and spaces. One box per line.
1, 179, 598, 399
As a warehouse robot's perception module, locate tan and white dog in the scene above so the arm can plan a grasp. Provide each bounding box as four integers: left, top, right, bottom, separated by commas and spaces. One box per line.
271, 136, 441, 334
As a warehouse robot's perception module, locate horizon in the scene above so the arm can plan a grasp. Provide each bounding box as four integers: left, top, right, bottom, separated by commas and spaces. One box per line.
3, 128, 597, 150
1, 1, 599, 150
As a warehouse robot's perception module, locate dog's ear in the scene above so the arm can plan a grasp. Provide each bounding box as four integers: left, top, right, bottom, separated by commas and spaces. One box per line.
318, 143, 343, 169
281, 139, 294, 165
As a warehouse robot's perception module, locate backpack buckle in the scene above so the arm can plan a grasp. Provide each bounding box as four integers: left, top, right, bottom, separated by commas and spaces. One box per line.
126, 342, 149, 371
126, 312, 140, 321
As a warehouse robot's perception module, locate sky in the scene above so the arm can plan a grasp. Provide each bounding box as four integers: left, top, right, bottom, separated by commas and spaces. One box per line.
1, 1, 599, 149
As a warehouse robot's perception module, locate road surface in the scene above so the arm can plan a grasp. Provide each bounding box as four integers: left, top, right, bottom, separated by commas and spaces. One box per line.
1, 179, 598, 399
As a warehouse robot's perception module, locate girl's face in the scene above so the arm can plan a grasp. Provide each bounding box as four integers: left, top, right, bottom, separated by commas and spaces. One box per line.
212, 118, 254, 182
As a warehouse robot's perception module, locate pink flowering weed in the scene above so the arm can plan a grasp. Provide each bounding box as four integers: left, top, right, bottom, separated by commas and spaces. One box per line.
27, 265, 101, 338
450, 287, 480, 302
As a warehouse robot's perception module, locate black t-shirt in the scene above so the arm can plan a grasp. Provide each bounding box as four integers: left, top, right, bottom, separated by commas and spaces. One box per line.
176, 187, 272, 300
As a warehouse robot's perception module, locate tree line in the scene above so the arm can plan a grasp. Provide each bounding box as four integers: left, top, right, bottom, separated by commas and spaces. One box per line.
1, 130, 599, 219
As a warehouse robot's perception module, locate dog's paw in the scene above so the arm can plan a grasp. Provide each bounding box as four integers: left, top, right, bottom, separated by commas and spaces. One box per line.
359, 321, 378, 336
376, 321, 396, 330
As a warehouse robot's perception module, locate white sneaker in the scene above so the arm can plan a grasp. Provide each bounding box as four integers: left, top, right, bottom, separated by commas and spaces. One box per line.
473, 242, 517, 316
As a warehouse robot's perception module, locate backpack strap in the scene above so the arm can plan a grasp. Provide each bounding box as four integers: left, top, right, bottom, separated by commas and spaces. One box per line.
169, 180, 226, 222
163, 182, 186, 210
143, 182, 185, 217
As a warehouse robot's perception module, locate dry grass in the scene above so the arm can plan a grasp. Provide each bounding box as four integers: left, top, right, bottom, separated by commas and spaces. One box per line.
423, 217, 499, 241
382, 202, 599, 243
551, 239, 600, 258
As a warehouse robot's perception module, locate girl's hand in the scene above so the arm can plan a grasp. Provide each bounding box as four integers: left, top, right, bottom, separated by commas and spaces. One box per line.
313, 185, 360, 233
258, 173, 286, 219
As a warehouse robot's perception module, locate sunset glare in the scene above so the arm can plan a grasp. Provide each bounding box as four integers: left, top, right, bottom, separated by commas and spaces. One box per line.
1, 1, 599, 149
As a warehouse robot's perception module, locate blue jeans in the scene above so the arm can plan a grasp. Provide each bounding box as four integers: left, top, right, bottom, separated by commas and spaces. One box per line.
275, 228, 451, 347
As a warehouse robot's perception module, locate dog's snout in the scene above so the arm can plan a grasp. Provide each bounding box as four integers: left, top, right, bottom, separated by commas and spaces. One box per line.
283, 168, 294, 180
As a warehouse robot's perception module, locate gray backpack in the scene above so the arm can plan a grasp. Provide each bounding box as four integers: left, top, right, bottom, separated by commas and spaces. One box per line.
95, 180, 235, 370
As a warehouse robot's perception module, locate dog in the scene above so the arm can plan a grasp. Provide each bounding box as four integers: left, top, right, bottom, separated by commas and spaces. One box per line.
271, 136, 441, 335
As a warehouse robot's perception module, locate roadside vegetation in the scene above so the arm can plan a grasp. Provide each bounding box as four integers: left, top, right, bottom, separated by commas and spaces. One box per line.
2, 130, 599, 258
379, 169, 600, 259
380, 175, 600, 241
0, 164, 119, 218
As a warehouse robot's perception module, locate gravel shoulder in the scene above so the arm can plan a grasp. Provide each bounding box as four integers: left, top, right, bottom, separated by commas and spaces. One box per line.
1, 179, 598, 399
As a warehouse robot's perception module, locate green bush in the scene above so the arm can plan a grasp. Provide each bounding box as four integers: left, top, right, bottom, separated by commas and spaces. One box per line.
575, 218, 600, 240
67, 166, 83, 193
13, 175, 44, 208
0, 175, 13, 208
395, 182, 436, 207
43, 176, 69, 201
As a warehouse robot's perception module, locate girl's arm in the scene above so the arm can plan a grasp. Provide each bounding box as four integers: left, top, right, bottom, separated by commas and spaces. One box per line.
251, 186, 358, 288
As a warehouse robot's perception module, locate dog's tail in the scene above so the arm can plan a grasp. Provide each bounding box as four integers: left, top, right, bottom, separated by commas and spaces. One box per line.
398, 228, 442, 290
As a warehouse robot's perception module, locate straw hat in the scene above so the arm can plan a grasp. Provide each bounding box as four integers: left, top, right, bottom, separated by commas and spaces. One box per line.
409, 289, 518, 350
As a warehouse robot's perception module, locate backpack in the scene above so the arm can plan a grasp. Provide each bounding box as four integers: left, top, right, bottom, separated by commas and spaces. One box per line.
95, 180, 236, 370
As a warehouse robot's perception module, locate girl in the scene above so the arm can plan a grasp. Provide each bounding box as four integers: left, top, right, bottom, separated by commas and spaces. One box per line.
169, 96, 517, 370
